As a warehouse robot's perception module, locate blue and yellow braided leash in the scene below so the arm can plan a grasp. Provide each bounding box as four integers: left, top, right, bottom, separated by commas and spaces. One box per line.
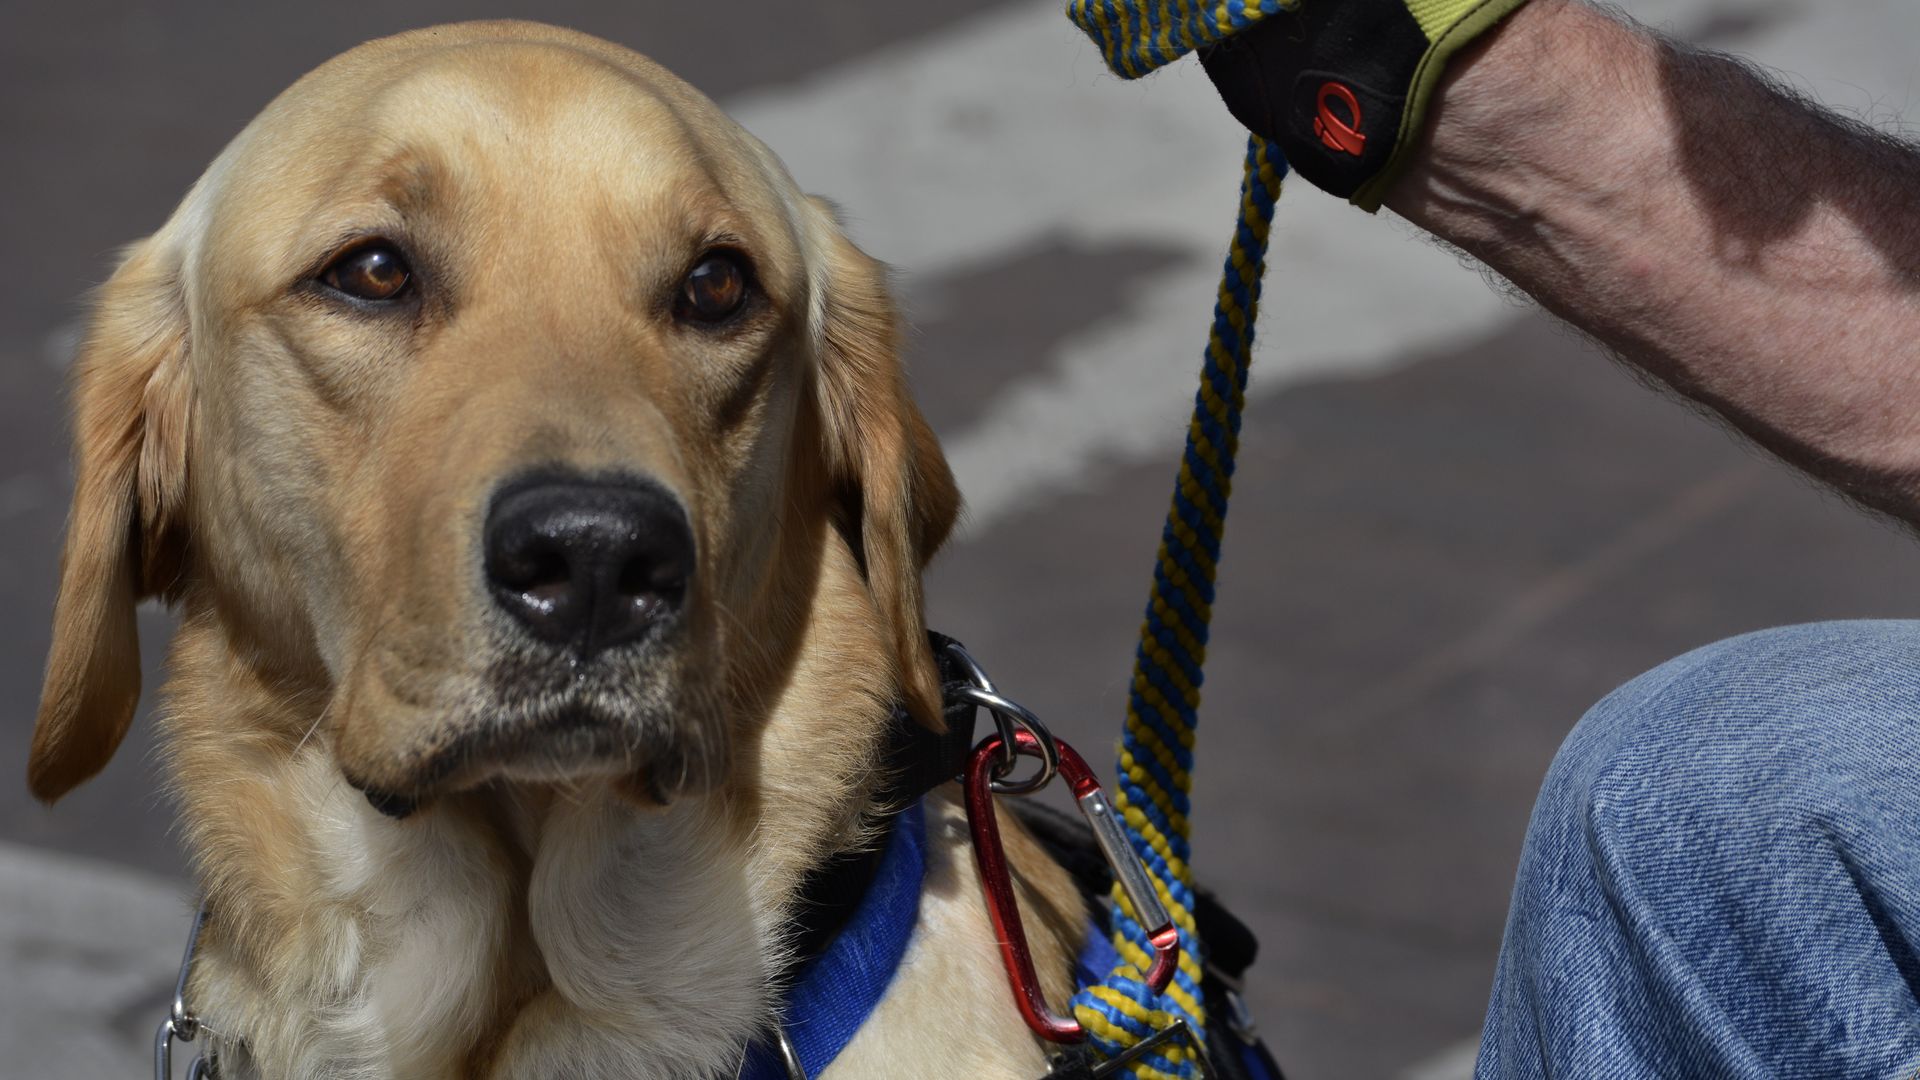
1062, 3, 1294, 1077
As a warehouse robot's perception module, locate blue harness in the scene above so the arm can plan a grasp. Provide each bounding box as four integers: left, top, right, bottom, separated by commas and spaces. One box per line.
738, 801, 929, 1080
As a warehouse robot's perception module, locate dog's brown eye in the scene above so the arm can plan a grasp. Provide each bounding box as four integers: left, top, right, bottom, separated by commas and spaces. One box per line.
677, 252, 749, 323
320, 243, 412, 302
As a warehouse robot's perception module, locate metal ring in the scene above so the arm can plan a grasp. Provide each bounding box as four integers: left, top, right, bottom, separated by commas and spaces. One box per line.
951, 684, 1060, 795
171, 906, 206, 1040
158, 906, 211, 1080
940, 640, 998, 694
775, 1026, 807, 1080
940, 642, 1022, 775
155, 1019, 178, 1080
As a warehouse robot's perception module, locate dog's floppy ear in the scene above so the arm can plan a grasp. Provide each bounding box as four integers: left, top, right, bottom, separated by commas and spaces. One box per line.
29, 235, 193, 803
806, 199, 960, 729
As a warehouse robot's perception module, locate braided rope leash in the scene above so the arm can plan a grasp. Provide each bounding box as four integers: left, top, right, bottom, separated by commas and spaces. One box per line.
1062, 4, 1293, 1077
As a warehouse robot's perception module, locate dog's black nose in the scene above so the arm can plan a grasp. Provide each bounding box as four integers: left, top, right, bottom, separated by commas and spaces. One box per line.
483, 476, 694, 655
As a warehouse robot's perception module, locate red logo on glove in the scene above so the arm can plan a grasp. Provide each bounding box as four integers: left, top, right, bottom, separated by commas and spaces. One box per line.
1313, 82, 1367, 157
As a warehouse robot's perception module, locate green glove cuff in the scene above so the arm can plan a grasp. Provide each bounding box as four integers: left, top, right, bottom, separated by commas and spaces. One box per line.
1195, 0, 1532, 210
1369, 0, 1534, 208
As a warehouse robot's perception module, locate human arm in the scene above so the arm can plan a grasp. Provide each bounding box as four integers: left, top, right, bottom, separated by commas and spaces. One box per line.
1383, 1, 1920, 521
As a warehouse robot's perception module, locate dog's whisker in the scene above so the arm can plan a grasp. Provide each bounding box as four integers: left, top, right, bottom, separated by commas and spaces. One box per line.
291, 699, 335, 756
554, 778, 588, 810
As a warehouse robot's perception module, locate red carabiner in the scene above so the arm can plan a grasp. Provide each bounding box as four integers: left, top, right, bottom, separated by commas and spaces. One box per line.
965, 728, 1181, 1043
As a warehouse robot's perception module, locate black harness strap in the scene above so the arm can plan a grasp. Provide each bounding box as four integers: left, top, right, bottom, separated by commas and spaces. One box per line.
782, 632, 979, 966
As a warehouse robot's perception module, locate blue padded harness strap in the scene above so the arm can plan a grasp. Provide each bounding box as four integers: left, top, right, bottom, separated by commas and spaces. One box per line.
740, 799, 928, 1080
1076, 917, 1125, 992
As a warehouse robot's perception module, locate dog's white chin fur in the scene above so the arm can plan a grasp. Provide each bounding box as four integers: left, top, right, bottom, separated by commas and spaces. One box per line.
193, 752, 773, 1080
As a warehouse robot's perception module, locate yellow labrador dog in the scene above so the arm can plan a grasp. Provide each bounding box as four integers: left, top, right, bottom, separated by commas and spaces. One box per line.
29, 21, 1086, 1079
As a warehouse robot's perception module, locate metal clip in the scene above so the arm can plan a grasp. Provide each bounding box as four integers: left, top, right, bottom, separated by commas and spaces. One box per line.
1087, 1019, 1213, 1079
772, 1025, 807, 1080
941, 641, 1063, 795
155, 906, 216, 1080
1038, 1019, 1214, 1079
951, 682, 1061, 796
965, 727, 1181, 1043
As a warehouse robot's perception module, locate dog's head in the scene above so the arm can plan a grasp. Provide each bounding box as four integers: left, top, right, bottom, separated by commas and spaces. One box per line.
28, 21, 959, 810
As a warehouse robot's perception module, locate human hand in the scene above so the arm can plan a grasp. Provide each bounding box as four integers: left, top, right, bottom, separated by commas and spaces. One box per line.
1199, 0, 1534, 209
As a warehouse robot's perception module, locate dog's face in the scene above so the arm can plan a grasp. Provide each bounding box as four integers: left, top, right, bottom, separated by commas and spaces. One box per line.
27, 22, 959, 810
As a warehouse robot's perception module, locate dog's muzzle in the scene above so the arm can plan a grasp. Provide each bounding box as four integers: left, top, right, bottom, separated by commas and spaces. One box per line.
483, 471, 694, 656
347, 471, 705, 818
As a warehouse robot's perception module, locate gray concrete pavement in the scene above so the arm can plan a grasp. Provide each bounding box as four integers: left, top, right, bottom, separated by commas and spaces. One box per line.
4, 1, 1920, 1077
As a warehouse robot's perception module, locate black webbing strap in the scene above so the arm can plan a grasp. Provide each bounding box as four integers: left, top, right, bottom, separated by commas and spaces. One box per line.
782, 632, 980, 966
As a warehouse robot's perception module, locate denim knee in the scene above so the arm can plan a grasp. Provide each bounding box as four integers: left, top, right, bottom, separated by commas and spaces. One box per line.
1564, 620, 1920, 876
1566, 618, 1920, 824
1483, 621, 1920, 1078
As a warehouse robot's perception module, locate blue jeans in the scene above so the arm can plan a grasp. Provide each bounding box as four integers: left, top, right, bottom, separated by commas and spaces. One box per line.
1478, 621, 1920, 1078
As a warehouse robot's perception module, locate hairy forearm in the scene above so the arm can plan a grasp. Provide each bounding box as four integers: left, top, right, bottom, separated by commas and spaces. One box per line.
1388, 1, 1920, 520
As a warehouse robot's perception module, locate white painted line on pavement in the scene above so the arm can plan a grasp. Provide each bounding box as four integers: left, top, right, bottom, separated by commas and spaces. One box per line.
1400, 1036, 1481, 1080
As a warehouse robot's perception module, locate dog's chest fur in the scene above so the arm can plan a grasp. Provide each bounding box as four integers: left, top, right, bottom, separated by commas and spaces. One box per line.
186, 758, 1076, 1080
187, 749, 773, 1079
165, 603, 1081, 1079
